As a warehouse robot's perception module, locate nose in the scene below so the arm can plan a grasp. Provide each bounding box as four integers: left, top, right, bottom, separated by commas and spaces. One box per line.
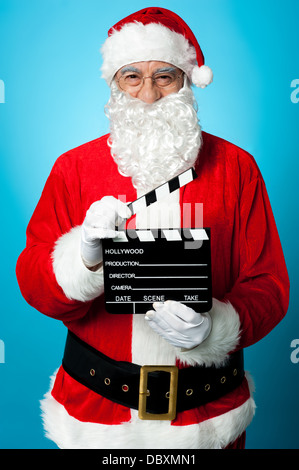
136, 77, 161, 103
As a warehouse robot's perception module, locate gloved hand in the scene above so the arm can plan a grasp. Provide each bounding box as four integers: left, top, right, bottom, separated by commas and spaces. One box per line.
81, 196, 131, 268
145, 300, 212, 350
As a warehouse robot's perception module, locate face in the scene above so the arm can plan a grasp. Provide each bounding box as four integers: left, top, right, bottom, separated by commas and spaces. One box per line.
115, 61, 184, 103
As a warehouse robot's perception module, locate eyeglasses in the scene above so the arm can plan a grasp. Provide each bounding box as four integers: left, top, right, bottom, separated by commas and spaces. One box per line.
116, 71, 184, 92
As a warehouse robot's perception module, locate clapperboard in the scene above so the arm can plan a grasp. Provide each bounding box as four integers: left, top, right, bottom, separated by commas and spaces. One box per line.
102, 168, 212, 314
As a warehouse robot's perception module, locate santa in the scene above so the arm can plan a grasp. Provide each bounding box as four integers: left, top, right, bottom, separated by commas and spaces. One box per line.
16, 7, 289, 449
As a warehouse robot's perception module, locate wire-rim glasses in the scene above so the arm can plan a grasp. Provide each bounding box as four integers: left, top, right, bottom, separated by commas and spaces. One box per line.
116, 71, 184, 92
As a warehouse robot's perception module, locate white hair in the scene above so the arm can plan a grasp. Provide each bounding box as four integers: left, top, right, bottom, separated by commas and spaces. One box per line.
105, 80, 202, 194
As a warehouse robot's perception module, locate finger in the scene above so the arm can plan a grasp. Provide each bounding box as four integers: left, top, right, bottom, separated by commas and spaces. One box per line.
150, 305, 185, 333
146, 315, 187, 348
153, 303, 202, 333
145, 314, 171, 338
84, 212, 118, 232
86, 213, 114, 229
86, 227, 118, 240
87, 204, 118, 223
144, 309, 155, 320
88, 198, 131, 223
101, 196, 132, 221
164, 300, 202, 324
152, 302, 164, 310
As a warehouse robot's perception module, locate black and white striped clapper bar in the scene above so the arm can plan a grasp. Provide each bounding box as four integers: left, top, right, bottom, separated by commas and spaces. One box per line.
127, 167, 197, 215
102, 168, 212, 314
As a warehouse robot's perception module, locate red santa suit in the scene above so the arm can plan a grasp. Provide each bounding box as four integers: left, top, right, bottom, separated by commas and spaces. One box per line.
16, 130, 289, 449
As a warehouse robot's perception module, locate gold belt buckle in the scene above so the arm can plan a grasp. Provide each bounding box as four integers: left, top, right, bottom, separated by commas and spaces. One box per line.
138, 365, 179, 420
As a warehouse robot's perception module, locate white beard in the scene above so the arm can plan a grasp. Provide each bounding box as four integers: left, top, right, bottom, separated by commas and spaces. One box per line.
105, 81, 202, 194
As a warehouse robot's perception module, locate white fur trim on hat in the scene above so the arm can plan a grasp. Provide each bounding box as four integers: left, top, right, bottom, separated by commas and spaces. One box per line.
101, 22, 197, 85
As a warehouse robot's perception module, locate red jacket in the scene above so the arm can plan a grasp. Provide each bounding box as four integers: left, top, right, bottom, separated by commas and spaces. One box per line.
16, 132, 289, 449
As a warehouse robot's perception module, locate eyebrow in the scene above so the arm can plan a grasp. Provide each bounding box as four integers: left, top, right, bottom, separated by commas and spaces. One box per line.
119, 66, 178, 75
153, 67, 178, 74
119, 66, 141, 75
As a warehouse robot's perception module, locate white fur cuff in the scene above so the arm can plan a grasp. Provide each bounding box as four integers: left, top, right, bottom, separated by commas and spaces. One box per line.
52, 226, 104, 302
177, 298, 241, 367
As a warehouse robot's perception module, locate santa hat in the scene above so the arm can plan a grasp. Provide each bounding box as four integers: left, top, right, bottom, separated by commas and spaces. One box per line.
101, 7, 213, 89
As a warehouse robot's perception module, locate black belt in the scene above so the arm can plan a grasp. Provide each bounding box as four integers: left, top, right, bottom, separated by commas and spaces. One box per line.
62, 330, 245, 420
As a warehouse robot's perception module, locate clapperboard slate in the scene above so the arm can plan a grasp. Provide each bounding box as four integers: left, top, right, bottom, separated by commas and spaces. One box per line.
102, 168, 212, 314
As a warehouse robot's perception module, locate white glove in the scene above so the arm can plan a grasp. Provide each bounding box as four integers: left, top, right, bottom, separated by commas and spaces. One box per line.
81, 196, 131, 268
145, 300, 212, 349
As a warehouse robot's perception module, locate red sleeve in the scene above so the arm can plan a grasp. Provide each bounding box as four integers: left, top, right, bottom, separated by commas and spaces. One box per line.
16, 163, 91, 322
224, 177, 290, 348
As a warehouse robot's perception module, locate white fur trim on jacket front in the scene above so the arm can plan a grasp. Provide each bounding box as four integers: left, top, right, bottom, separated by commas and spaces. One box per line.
52, 226, 104, 302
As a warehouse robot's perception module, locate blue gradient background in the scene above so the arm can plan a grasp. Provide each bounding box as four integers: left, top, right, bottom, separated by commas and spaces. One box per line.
0, 0, 298, 449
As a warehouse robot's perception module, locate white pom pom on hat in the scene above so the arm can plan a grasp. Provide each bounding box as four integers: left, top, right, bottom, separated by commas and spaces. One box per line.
191, 65, 213, 89
101, 7, 213, 88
